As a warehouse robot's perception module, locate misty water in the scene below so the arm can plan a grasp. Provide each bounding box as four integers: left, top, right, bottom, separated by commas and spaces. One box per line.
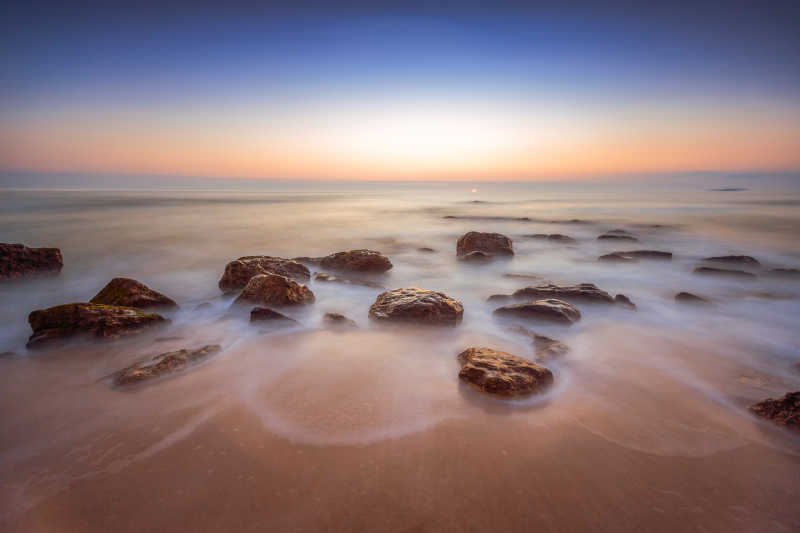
1, 181, 799, 532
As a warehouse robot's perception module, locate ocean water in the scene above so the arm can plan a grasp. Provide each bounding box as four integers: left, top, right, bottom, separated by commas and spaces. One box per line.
1, 181, 799, 531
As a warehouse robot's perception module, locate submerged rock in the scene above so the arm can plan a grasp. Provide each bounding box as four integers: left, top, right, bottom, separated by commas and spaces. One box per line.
234, 274, 315, 307
459, 250, 494, 262
764, 268, 800, 279
219, 256, 310, 293
319, 249, 392, 272
487, 294, 512, 303
91, 277, 178, 310
27, 303, 168, 348
509, 325, 570, 360
693, 267, 756, 279
1, 243, 63, 281
512, 283, 614, 304
528, 234, 576, 243
503, 273, 542, 280
114, 345, 222, 386
598, 252, 637, 263
616, 250, 672, 260
597, 233, 638, 242
457, 347, 554, 397
703, 255, 760, 267
675, 292, 710, 304
323, 312, 357, 328
456, 231, 513, 256
368, 287, 463, 326
249, 307, 299, 325
493, 299, 581, 325
417, 247, 436, 253
614, 294, 637, 310
749, 391, 800, 431
314, 272, 384, 289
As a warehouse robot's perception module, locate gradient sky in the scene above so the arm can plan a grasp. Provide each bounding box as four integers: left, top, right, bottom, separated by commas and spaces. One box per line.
1, 2, 799, 181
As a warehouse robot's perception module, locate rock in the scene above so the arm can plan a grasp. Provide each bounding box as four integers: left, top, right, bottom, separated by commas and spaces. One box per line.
249, 307, 298, 324
417, 247, 436, 253
368, 287, 463, 326
509, 325, 570, 360
512, 283, 614, 304
457, 347, 554, 397
314, 272, 384, 289
319, 249, 392, 272
503, 273, 542, 280
90, 277, 178, 310
27, 303, 168, 348
598, 233, 638, 242
528, 234, 576, 243
693, 267, 756, 279
114, 345, 222, 386
703, 255, 760, 267
493, 299, 581, 325
291, 256, 323, 265
219, 256, 310, 293
459, 250, 494, 261
616, 250, 673, 260
598, 252, 637, 263
549, 219, 592, 225
605, 229, 632, 235
456, 231, 513, 256
234, 274, 315, 307
749, 391, 800, 431
323, 312, 357, 328
764, 268, 800, 279
675, 292, 710, 304
614, 294, 636, 310
1, 243, 63, 280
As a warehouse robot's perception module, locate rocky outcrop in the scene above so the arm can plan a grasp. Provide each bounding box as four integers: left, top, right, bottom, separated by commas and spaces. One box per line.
27, 303, 168, 348
323, 312, 357, 328
1, 243, 63, 281
597, 233, 638, 242
219, 256, 310, 293
90, 277, 178, 310
456, 232, 513, 256
319, 250, 393, 272
528, 234, 576, 243
457, 347, 554, 397
493, 299, 581, 325
512, 283, 614, 304
694, 267, 756, 279
614, 294, 636, 310
749, 391, 799, 431
114, 345, 222, 386
368, 287, 463, 326
459, 250, 494, 261
675, 292, 710, 304
703, 255, 760, 267
249, 307, 298, 324
233, 274, 315, 307
314, 272, 384, 289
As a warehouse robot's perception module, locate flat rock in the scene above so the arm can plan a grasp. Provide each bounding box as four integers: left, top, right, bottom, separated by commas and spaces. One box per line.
323, 312, 357, 328
234, 274, 315, 307
493, 299, 581, 325
319, 249, 392, 272
27, 303, 168, 348
314, 272, 384, 289
512, 283, 614, 304
675, 292, 710, 304
219, 256, 310, 293
249, 307, 298, 324
703, 255, 760, 267
693, 267, 756, 279
456, 231, 513, 256
614, 294, 636, 310
1, 243, 63, 280
527, 234, 576, 243
616, 250, 672, 260
114, 345, 222, 386
749, 391, 800, 431
90, 277, 178, 310
368, 287, 463, 326
598, 233, 638, 242
457, 347, 554, 397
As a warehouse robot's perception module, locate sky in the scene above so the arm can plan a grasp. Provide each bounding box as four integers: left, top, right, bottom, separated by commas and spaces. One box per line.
1, 1, 799, 182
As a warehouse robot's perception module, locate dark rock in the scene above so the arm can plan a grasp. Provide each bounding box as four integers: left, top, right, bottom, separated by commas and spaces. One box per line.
1, 243, 63, 281
549, 219, 591, 225
512, 283, 614, 304
27, 303, 168, 348
417, 247, 436, 253
493, 299, 581, 325
114, 345, 222, 386
675, 292, 710, 304
598, 234, 638, 242
693, 267, 756, 279
598, 252, 637, 263
528, 234, 576, 243
457, 347, 554, 397
249, 307, 298, 324
749, 391, 800, 431
456, 231, 513, 256
459, 250, 494, 262
219, 256, 310, 293
323, 312, 357, 328
703, 255, 760, 267
764, 268, 800, 279
90, 277, 178, 310
319, 249, 393, 272
314, 272, 384, 289
614, 294, 636, 310
233, 274, 315, 307
616, 250, 672, 260
368, 287, 463, 326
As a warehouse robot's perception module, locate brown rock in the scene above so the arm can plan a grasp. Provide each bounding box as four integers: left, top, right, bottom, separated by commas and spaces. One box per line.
457, 347, 554, 397
693, 267, 756, 279
314, 272, 385, 289
27, 303, 168, 348
493, 299, 581, 325
456, 231, 513, 256
323, 312, 357, 328
675, 292, 710, 304
319, 249, 392, 272
614, 294, 636, 310
90, 277, 178, 310
1, 243, 63, 280
703, 255, 760, 267
234, 274, 315, 307
749, 392, 800, 431
368, 287, 463, 326
249, 307, 298, 324
512, 283, 614, 304
114, 345, 222, 386
218, 256, 310, 293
